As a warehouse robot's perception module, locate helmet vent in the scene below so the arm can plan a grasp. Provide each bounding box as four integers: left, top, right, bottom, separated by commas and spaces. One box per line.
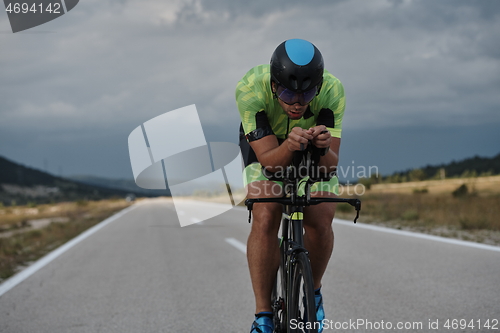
289, 75, 298, 90
302, 78, 311, 90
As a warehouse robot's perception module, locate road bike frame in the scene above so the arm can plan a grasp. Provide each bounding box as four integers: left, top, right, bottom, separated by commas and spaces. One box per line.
245, 147, 361, 333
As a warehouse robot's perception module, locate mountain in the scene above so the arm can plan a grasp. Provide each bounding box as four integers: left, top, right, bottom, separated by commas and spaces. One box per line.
69, 175, 170, 197
384, 152, 500, 182
0, 156, 163, 206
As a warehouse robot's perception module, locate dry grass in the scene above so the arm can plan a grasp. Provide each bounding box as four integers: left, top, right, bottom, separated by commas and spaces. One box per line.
368, 175, 500, 196
339, 193, 499, 230
0, 199, 132, 282
335, 190, 500, 246
337, 175, 500, 231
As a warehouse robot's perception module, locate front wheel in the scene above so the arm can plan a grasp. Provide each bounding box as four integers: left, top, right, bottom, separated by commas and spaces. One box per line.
272, 236, 287, 333
287, 252, 318, 333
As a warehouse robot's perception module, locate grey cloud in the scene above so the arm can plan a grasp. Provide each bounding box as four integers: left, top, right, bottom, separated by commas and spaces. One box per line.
0, 0, 499, 178
376, 0, 500, 30
199, 0, 348, 20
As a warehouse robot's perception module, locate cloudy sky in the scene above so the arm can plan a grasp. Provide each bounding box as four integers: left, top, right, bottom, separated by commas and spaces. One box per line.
1, 0, 499, 181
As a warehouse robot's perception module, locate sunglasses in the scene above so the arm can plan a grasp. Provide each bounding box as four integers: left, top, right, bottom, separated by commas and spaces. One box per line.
276, 84, 318, 106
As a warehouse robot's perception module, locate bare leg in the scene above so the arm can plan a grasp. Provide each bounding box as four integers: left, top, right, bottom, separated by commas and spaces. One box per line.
246, 181, 283, 313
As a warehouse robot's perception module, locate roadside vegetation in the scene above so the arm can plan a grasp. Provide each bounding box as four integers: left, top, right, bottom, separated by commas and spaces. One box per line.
340, 153, 500, 245
0, 199, 132, 283
336, 179, 500, 246
369, 152, 500, 184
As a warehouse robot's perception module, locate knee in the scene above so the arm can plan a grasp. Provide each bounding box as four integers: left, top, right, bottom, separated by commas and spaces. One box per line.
304, 217, 333, 236
251, 203, 282, 235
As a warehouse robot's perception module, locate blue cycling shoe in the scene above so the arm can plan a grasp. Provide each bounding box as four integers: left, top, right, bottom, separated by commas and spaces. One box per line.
315, 290, 325, 333
250, 315, 274, 333
303, 288, 325, 333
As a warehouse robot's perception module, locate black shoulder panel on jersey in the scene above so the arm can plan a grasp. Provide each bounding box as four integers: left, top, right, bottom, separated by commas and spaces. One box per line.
246, 111, 274, 142
239, 123, 258, 166
316, 108, 335, 128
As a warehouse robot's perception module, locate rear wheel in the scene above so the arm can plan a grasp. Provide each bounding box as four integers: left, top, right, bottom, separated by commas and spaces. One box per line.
287, 252, 317, 333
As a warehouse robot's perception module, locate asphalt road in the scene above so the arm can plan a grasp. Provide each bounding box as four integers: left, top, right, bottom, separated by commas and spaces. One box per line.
0, 198, 499, 333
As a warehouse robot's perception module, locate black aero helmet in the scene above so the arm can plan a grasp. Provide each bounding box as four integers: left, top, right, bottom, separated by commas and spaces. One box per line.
270, 39, 324, 93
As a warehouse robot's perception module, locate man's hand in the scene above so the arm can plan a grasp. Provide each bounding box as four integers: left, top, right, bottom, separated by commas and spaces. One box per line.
286, 127, 313, 152
286, 126, 331, 151
309, 125, 331, 149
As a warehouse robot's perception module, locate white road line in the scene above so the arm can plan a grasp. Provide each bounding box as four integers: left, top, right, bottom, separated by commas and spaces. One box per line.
334, 219, 500, 253
225, 237, 247, 254
0, 204, 139, 298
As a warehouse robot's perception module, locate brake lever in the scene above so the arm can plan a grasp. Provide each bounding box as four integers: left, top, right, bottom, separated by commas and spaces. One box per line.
354, 208, 360, 223
352, 199, 361, 223
246, 200, 254, 223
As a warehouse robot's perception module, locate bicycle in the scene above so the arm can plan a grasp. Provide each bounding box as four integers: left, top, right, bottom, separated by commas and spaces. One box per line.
245, 145, 361, 333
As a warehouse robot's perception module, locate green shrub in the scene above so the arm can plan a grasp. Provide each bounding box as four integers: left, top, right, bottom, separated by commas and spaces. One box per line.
337, 203, 354, 213
76, 200, 89, 207
358, 178, 372, 190
459, 218, 490, 230
401, 209, 419, 221
409, 169, 427, 181
27, 230, 43, 238
452, 184, 468, 198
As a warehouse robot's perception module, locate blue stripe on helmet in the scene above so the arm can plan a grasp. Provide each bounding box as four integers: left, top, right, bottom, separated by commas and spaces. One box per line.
284, 39, 315, 66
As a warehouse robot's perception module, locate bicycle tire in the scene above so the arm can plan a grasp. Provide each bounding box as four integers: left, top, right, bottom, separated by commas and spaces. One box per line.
272, 237, 287, 333
287, 252, 318, 333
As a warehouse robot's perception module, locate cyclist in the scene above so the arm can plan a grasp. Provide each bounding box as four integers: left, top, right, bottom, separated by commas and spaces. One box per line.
236, 39, 345, 333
